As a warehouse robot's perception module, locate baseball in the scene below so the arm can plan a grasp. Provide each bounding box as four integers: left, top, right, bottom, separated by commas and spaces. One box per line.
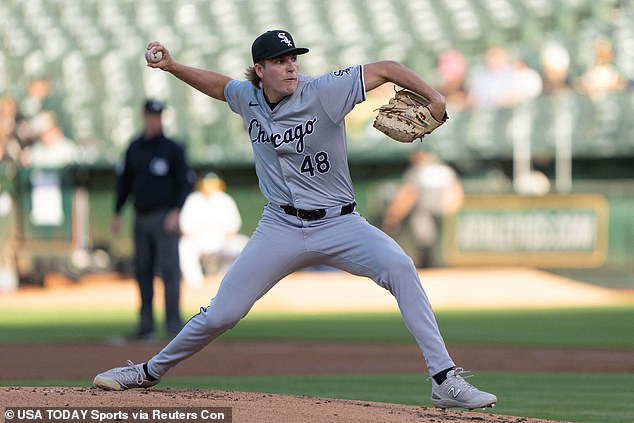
145, 48, 163, 63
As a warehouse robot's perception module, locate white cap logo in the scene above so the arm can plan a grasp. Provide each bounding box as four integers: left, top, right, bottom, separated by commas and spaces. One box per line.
278, 32, 293, 47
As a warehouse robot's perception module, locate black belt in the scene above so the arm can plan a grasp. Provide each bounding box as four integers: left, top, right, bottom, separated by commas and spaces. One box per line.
281, 202, 356, 221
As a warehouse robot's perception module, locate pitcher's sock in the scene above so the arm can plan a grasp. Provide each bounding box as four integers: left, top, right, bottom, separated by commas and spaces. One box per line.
143, 363, 158, 381
432, 367, 454, 385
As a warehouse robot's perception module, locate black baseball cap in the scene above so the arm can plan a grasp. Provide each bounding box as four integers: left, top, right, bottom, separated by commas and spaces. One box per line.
251, 30, 309, 64
144, 99, 164, 114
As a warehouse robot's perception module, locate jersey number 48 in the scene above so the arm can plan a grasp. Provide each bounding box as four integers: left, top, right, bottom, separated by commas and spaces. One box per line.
300, 151, 331, 177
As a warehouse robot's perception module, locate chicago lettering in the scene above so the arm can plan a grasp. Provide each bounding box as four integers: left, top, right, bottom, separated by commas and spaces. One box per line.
248, 118, 317, 153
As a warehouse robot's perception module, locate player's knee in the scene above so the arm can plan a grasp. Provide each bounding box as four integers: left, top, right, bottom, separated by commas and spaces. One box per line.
377, 253, 417, 287
388, 253, 417, 275
202, 307, 242, 331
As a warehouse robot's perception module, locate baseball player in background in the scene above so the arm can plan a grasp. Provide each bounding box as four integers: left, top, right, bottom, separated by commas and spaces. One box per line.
94, 30, 497, 410
178, 172, 248, 285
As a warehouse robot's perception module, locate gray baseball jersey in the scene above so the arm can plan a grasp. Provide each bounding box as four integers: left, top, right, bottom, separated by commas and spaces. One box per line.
146, 65, 454, 380
224, 65, 364, 209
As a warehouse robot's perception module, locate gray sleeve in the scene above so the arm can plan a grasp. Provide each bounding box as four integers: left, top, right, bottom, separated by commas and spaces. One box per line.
224, 79, 249, 114
314, 65, 366, 124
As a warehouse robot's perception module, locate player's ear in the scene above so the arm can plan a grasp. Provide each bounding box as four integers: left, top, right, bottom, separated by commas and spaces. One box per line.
254, 62, 265, 79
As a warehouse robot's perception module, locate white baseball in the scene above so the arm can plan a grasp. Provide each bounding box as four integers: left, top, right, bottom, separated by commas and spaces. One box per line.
145, 48, 163, 63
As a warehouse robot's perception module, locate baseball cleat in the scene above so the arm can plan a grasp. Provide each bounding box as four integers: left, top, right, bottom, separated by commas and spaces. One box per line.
431, 367, 497, 410
93, 360, 160, 391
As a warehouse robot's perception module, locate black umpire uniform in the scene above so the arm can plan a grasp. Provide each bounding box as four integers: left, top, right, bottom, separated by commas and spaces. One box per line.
114, 100, 193, 339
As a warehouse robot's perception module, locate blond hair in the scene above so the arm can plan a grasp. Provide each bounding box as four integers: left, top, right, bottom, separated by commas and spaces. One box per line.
245, 65, 261, 89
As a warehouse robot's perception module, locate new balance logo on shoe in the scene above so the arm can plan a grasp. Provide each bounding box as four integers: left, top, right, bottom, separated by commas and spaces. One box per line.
448, 387, 461, 398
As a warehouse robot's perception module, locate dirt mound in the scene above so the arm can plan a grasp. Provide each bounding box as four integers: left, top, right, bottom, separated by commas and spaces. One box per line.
1, 387, 555, 423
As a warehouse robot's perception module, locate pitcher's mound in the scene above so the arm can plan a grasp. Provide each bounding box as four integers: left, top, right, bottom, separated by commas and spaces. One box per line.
2, 387, 556, 423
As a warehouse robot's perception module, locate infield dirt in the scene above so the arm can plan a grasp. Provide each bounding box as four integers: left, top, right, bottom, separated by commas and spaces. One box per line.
2, 386, 560, 423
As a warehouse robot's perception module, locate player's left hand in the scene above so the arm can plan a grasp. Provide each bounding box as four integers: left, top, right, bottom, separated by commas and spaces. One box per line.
373, 89, 449, 143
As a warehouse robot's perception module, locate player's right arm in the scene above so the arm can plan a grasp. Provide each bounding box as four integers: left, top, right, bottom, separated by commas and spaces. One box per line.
146, 42, 232, 102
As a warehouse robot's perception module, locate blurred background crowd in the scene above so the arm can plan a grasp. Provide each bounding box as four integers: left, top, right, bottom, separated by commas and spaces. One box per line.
0, 0, 632, 168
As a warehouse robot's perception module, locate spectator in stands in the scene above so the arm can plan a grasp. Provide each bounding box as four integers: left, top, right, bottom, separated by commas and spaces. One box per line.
0, 94, 33, 164
467, 46, 518, 110
436, 50, 470, 110
20, 78, 71, 138
23, 111, 79, 168
20, 79, 50, 120
178, 172, 248, 285
382, 151, 464, 268
540, 40, 572, 96
511, 55, 543, 103
0, 95, 19, 162
575, 37, 626, 100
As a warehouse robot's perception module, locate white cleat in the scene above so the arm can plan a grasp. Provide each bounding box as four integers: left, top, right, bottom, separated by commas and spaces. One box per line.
431, 368, 497, 410
93, 360, 160, 391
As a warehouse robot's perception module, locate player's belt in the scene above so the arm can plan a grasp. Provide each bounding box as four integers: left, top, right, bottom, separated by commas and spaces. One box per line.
281, 202, 356, 221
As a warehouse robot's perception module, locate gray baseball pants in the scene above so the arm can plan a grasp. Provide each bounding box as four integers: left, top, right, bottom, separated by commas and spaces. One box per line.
147, 204, 454, 378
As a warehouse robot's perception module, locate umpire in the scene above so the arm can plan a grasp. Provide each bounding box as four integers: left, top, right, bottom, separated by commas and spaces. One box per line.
113, 99, 193, 340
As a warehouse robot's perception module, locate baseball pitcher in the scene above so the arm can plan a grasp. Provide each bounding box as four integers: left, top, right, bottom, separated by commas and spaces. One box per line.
94, 30, 496, 410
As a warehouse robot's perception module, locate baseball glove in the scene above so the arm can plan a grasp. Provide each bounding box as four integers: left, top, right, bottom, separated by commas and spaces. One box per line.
373, 89, 448, 143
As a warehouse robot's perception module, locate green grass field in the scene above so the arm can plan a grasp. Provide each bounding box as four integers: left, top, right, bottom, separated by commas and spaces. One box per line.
2, 307, 633, 423
1, 307, 634, 348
